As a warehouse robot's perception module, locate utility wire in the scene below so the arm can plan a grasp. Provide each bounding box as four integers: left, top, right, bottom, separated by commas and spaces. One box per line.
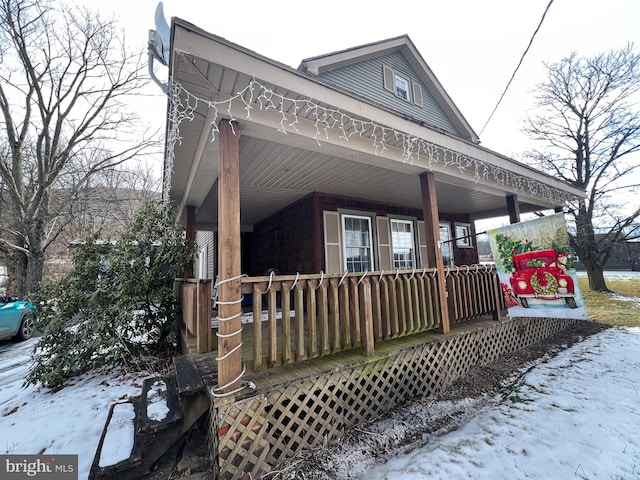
478, 0, 555, 137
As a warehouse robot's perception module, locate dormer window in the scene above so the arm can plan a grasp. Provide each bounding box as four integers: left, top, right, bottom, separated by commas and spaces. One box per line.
394, 74, 411, 101
383, 65, 423, 107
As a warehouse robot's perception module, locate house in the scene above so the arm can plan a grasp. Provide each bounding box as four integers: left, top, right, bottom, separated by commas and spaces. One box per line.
162, 18, 585, 479
574, 236, 640, 271
169, 34, 580, 280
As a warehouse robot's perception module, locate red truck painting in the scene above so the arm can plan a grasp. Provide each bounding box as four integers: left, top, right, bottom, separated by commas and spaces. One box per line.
509, 249, 578, 308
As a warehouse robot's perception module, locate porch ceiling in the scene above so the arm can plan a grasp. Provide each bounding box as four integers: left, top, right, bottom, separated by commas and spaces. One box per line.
187, 134, 545, 230
166, 19, 585, 230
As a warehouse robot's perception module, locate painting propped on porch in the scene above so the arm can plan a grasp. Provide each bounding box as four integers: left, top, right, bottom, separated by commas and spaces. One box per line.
488, 213, 588, 320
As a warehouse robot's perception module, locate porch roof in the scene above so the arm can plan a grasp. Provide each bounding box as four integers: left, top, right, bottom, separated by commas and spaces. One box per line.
164, 18, 585, 231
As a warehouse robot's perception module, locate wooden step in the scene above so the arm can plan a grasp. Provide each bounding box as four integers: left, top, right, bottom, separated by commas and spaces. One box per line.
173, 355, 205, 397
89, 399, 141, 479
136, 375, 182, 434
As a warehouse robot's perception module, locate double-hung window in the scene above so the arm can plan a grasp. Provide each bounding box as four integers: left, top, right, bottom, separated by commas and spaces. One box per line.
342, 214, 374, 272
394, 74, 411, 102
390, 219, 415, 269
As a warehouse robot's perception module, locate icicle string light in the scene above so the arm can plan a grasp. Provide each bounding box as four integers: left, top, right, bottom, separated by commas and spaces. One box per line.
164, 69, 576, 206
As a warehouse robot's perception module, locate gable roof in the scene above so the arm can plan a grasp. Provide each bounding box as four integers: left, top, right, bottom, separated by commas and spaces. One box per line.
298, 35, 479, 144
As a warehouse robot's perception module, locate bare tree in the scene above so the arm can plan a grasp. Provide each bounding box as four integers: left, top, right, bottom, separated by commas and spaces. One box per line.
524, 44, 640, 292
59, 162, 161, 247
0, 0, 159, 296
40, 162, 161, 281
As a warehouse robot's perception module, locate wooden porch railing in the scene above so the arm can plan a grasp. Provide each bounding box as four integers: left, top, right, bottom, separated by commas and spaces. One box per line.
174, 264, 505, 371
445, 264, 506, 323
173, 278, 212, 353
241, 269, 444, 371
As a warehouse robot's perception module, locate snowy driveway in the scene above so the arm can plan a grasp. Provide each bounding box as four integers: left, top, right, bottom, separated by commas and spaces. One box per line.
0, 338, 36, 390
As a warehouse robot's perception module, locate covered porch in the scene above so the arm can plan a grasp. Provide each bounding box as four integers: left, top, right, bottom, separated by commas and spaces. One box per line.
165, 21, 582, 395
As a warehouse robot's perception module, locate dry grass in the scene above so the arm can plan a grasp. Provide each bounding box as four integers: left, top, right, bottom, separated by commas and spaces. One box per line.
578, 277, 640, 327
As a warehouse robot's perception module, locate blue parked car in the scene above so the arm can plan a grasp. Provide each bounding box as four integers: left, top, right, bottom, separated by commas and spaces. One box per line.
0, 295, 35, 341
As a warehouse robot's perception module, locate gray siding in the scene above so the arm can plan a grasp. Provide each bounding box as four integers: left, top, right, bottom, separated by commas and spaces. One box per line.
318, 52, 460, 136
195, 230, 215, 279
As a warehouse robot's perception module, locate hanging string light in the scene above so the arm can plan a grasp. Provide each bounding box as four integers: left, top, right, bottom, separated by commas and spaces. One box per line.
164, 66, 576, 207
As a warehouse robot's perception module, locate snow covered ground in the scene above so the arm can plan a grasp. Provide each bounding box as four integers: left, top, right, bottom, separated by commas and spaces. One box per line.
0, 338, 149, 479
367, 325, 640, 480
576, 270, 640, 279
1, 279, 639, 480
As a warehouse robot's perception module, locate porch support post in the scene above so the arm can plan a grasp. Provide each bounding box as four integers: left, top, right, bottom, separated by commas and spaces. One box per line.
185, 205, 196, 278
506, 194, 520, 224
419, 172, 450, 334
217, 120, 243, 395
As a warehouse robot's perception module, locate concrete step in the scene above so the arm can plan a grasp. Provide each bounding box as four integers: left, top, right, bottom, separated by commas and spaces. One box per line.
91, 399, 142, 477
89, 357, 209, 479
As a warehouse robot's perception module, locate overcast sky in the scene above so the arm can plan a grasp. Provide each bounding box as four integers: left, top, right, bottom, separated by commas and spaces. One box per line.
64, 0, 640, 189
85, 0, 639, 158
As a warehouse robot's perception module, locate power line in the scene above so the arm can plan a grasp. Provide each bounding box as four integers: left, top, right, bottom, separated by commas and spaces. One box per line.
479, 0, 555, 137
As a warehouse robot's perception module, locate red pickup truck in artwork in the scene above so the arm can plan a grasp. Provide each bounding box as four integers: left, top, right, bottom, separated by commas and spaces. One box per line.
509, 249, 578, 308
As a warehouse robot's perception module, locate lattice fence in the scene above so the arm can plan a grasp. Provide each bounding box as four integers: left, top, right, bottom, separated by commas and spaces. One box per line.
210, 317, 578, 479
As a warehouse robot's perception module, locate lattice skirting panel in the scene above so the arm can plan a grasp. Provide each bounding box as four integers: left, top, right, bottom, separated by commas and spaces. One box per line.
208, 317, 578, 479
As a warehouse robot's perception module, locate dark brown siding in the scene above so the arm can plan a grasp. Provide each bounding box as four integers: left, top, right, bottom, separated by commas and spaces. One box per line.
246, 194, 317, 275
316, 193, 421, 218
244, 192, 479, 276
444, 216, 480, 266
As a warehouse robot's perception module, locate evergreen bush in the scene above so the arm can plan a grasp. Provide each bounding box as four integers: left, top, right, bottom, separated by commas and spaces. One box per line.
26, 200, 196, 388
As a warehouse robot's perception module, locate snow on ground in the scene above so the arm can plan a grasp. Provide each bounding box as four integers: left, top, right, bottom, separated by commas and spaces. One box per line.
367, 326, 640, 480
4, 329, 640, 480
1, 275, 639, 480
0, 338, 148, 480
576, 270, 640, 280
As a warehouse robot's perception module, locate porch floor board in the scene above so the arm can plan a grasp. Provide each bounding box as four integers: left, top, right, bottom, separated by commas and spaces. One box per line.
183, 314, 502, 398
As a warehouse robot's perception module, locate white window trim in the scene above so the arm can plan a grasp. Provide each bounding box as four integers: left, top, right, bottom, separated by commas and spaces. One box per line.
394, 74, 411, 102
341, 213, 375, 272
439, 222, 454, 266
455, 222, 474, 248
383, 65, 422, 107
390, 218, 417, 269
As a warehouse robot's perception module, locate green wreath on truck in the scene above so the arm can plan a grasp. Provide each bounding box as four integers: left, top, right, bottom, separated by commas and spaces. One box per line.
530, 271, 558, 295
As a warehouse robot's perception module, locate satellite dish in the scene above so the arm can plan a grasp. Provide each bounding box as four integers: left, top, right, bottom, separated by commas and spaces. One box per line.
147, 2, 170, 92
154, 2, 170, 63
148, 1, 170, 66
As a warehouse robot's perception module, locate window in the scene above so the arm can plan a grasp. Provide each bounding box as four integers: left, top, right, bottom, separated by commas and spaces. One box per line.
455, 223, 473, 248
390, 219, 415, 269
394, 74, 411, 102
383, 66, 423, 106
439, 223, 454, 266
342, 214, 374, 272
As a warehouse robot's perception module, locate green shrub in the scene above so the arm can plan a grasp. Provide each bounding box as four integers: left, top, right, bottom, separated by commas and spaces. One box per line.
26, 200, 196, 388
